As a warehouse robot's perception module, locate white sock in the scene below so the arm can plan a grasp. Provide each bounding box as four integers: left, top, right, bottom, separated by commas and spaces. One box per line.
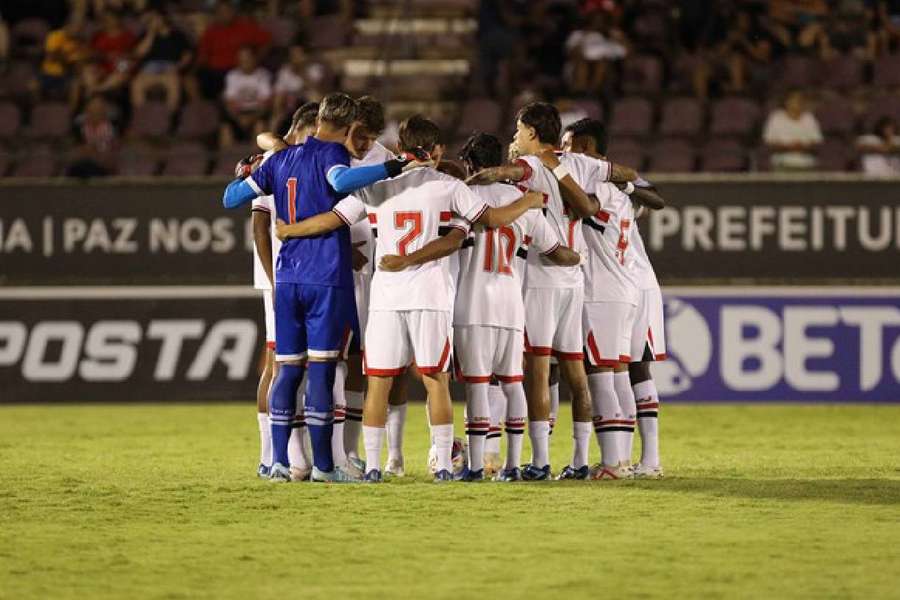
257, 413, 272, 466
432, 423, 454, 473
331, 362, 348, 467
572, 421, 592, 469
465, 383, 490, 471
549, 381, 560, 435
486, 383, 505, 455
589, 371, 620, 466
363, 425, 384, 474
386, 403, 407, 463
502, 382, 527, 469
528, 421, 550, 468
288, 425, 311, 471
343, 390, 363, 458
614, 371, 637, 466
634, 379, 660, 467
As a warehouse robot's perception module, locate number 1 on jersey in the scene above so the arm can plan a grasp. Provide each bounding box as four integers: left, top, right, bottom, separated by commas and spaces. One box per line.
483, 226, 515, 275
395, 211, 423, 256
286, 177, 298, 223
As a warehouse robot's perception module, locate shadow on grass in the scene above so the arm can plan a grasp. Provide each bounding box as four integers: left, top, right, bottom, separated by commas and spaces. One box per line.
643, 477, 900, 506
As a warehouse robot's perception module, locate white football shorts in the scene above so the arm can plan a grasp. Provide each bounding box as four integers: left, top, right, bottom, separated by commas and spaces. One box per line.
583, 300, 637, 367
262, 290, 275, 350
454, 325, 524, 384
524, 286, 584, 360
630, 286, 667, 361
353, 271, 371, 350
364, 310, 451, 376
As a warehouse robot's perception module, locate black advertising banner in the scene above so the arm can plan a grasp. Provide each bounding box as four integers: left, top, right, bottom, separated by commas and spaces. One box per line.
1, 177, 899, 284
641, 177, 900, 283
0, 289, 263, 403
0, 180, 252, 286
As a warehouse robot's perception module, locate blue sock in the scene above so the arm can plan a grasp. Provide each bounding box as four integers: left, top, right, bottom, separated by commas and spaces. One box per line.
305, 361, 337, 472
269, 363, 305, 467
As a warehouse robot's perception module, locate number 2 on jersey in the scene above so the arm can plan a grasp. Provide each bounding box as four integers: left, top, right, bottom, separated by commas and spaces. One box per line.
483, 226, 515, 274
394, 211, 423, 256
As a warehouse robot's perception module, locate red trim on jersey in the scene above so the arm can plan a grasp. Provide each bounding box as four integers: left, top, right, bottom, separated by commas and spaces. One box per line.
595, 210, 611, 222
367, 213, 377, 224
440, 211, 452, 221
469, 203, 489, 224
449, 224, 469, 234
495, 374, 524, 383
265, 341, 276, 350
524, 331, 552, 356
552, 349, 584, 361
251, 206, 271, 213
513, 158, 532, 183
541, 242, 561, 256
332, 208, 353, 227
417, 338, 451, 374
524, 235, 533, 244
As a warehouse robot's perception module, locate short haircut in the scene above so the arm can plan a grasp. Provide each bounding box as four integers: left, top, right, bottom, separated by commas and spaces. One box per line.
516, 102, 561, 145
564, 118, 608, 155
437, 161, 467, 180
318, 93, 358, 129
398, 114, 441, 152
459, 132, 503, 171
289, 101, 320, 133
355, 95, 386, 134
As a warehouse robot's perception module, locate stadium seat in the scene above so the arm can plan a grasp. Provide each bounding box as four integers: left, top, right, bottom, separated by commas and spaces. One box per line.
699, 138, 747, 172
161, 143, 210, 177
658, 97, 705, 137
816, 139, 853, 171
648, 138, 695, 172
174, 100, 221, 141
708, 96, 760, 138
0, 61, 37, 99
862, 94, 900, 130
129, 102, 172, 138
307, 16, 351, 50
610, 97, 654, 136
570, 99, 604, 121
815, 96, 856, 136
10, 18, 50, 59
776, 55, 821, 89
621, 55, 663, 95
11, 145, 57, 177
606, 137, 645, 172
261, 17, 299, 48
25, 102, 71, 139
116, 143, 160, 177
456, 97, 502, 137
0, 149, 10, 177
873, 54, 900, 88
821, 55, 864, 92
0, 102, 22, 139
212, 145, 259, 177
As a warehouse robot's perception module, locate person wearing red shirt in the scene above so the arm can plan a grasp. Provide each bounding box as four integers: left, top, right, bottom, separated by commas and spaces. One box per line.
91, 12, 136, 76
195, 2, 271, 99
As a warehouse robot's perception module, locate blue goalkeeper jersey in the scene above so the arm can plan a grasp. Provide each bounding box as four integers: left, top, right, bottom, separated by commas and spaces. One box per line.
248, 137, 353, 288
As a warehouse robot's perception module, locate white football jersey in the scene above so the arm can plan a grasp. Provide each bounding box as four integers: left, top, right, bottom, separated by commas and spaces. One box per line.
582, 181, 639, 306
251, 150, 280, 290
455, 183, 561, 330
628, 178, 661, 291
349, 141, 395, 277
345, 167, 488, 312
514, 152, 610, 289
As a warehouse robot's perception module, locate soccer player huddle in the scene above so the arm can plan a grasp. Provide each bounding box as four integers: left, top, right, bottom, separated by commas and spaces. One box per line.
223, 91, 667, 484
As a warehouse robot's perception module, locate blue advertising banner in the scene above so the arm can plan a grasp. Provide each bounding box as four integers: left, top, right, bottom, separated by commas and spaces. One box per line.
658, 288, 900, 402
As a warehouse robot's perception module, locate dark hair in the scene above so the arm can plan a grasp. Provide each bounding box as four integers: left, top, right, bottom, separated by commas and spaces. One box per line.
437, 161, 467, 180
290, 101, 319, 133
355, 95, 385, 135
874, 116, 897, 137
564, 118, 608, 155
398, 114, 441, 153
318, 93, 358, 129
516, 102, 561, 145
459, 132, 503, 171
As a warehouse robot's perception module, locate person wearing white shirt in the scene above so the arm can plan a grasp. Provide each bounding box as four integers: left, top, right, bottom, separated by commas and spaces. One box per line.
857, 117, 900, 176
222, 46, 272, 145
762, 91, 824, 170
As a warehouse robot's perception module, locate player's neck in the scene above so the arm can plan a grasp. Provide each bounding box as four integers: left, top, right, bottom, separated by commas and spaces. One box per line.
315, 124, 349, 144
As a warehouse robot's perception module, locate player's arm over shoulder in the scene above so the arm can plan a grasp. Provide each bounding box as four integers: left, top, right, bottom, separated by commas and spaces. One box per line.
528, 211, 580, 267
275, 196, 367, 240
379, 221, 468, 272
223, 154, 272, 209
625, 176, 665, 211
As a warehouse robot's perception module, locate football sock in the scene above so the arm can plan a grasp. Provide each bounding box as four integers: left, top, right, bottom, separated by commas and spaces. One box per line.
588, 371, 620, 466
432, 423, 454, 473
386, 403, 407, 464
331, 361, 348, 467
344, 390, 364, 458
363, 425, 384, 475
257, 412, 272, 467
502, 382, 527, 470
270, 363, 306, 467
486, 383, 505, 455
305, 361, 336, 473
289, 385, 311, 470
465, 383, 490, 471
528, 421, 550, 468
614, 371, 637, 466
548, 381, 559, 436
572, 421, 592, 469
634, 379, 660, 467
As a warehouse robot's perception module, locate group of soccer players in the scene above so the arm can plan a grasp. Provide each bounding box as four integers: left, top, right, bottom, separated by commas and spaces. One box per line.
222, 91, 668, 483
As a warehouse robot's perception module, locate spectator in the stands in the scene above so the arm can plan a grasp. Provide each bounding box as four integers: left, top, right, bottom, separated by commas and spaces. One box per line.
71, 11, 136, 106
762, 90, 824, 170
194, 2, 271, 99
90, 0, 147, 15
873, 0, 900, 53
566, 9, 627, 94
676, 0, 730, 99
41, 18, 90, 98
220, 46, 271, 147
816, 2, 877, 60
0, 16, 9, 63
271, 44, 311, 131
477, 0, 522, 98
130, 9, 193, 111
724, 9, 781, 94
857, 117, 900, 176
767, 0, 829, 53
67, 94, 119, 178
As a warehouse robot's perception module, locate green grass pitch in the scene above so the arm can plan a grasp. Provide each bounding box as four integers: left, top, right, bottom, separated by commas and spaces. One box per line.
1, 403, 899, 599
